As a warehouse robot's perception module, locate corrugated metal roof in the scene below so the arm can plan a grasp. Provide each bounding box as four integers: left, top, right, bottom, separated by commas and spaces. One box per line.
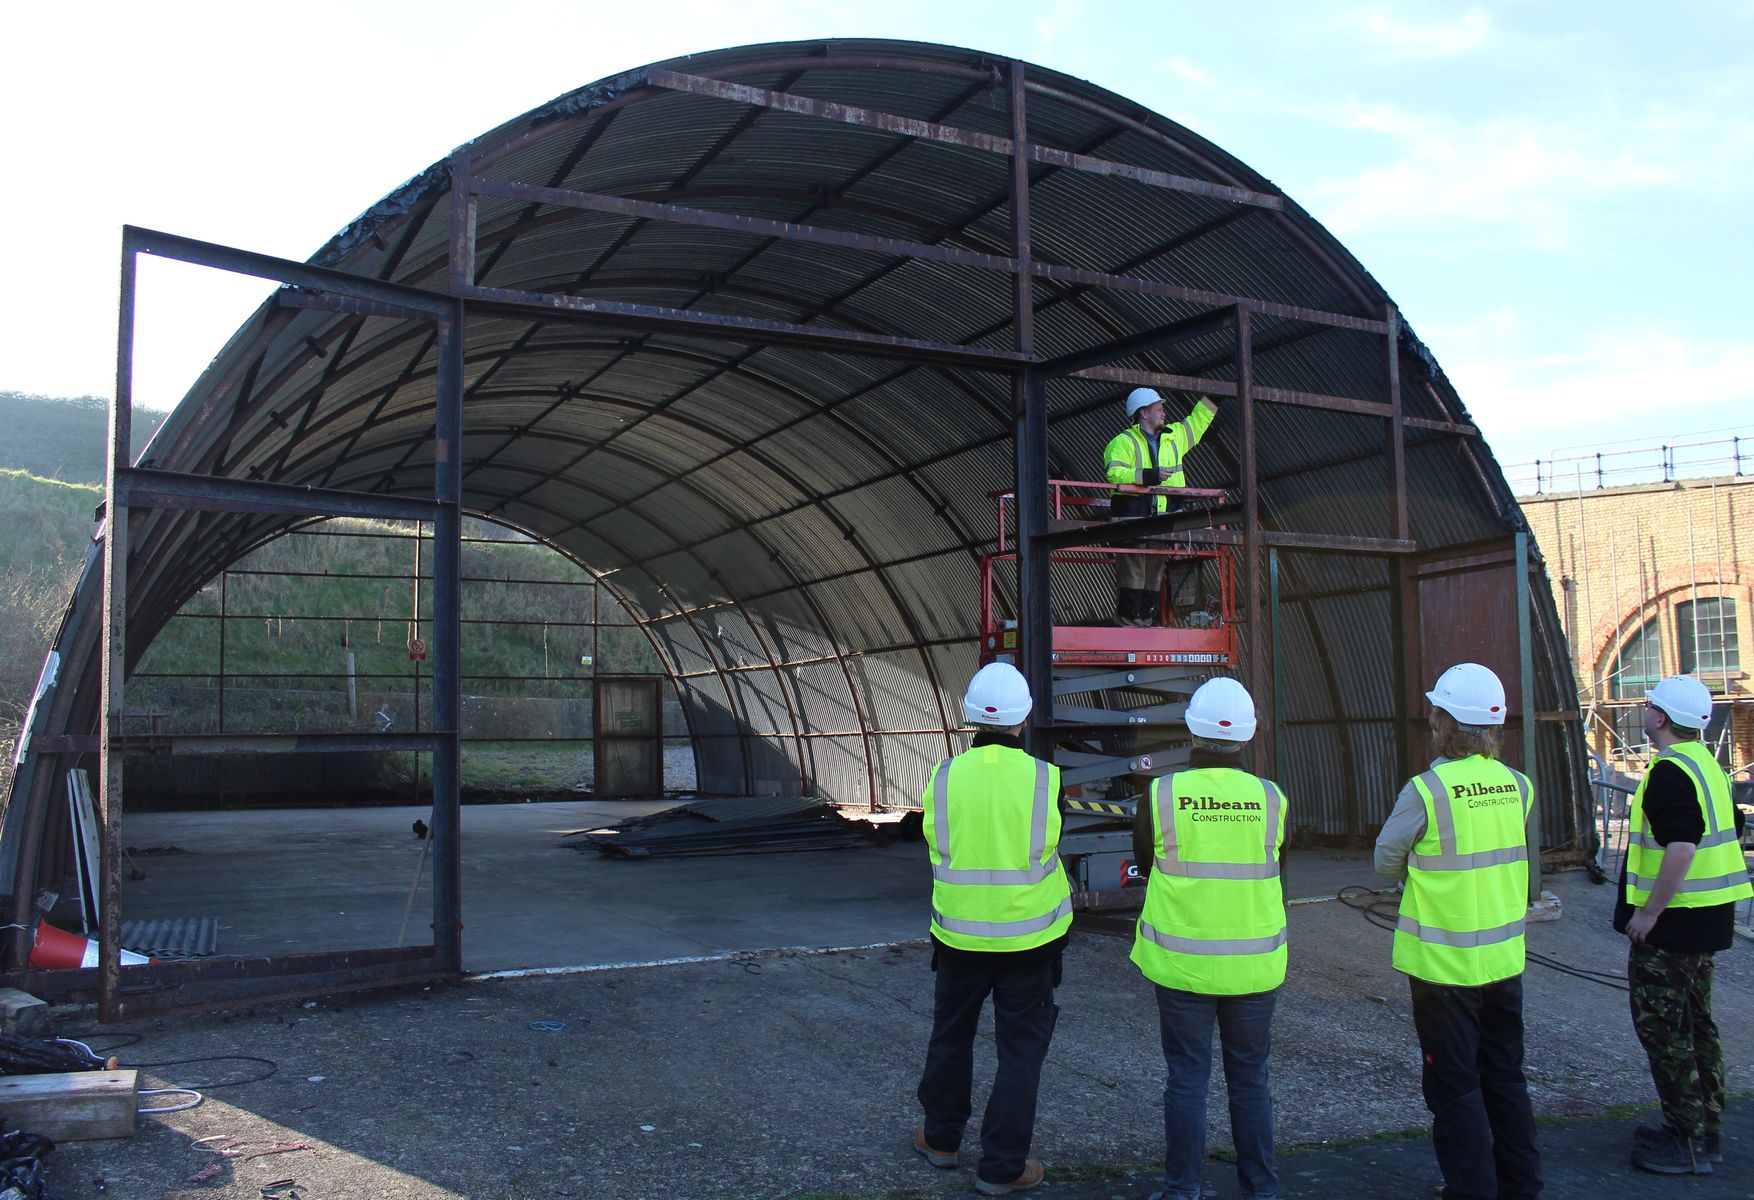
6, 37, 1585, 865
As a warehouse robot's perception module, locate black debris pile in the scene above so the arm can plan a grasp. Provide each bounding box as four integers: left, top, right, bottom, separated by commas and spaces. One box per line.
0, 1129, 54, 1200
567, 796, 874, 859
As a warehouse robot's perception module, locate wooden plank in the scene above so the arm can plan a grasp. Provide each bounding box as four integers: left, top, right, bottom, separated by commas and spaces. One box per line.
0, 1069, 138, 1141
0, 987, 48, 1036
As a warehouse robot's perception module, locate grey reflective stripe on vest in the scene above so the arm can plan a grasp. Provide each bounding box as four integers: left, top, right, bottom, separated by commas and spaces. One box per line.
933, 896, 1073, 939
1653, 750, 1722, 834
1628, 827, 1742, 852
1418, 769, 1454, 853
1153, 773, 1282, 879
1137, 919, 1287, 957
1410, 845, 1530, 871
1628, 868, 1752, 894
1396, 914, 1524, 948
930, 758, 1058, 886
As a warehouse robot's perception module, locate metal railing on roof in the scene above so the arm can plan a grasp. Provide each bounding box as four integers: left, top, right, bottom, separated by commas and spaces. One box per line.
1508, 431, 1752, 495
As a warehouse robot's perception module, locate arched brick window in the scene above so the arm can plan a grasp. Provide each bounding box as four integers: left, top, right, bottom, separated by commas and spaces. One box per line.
1608, 615, 1663, 699
1677, 597, 1740, 682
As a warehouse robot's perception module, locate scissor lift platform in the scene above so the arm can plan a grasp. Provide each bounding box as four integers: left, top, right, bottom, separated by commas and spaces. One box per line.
978, 480, 1241, 910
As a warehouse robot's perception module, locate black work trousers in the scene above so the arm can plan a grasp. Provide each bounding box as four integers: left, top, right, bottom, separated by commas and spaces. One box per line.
917, 947, 1060, 1185
1409, 974, 1542, 1200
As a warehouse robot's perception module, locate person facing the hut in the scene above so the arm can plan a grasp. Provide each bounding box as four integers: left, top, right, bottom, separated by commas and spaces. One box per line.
1375, 662, 1541, 1200
913, 662, 1071, 1196
1130, 676, 1287, 1200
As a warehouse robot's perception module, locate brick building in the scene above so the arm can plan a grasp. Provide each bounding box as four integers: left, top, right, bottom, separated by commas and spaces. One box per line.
1519, 473, 1752, 774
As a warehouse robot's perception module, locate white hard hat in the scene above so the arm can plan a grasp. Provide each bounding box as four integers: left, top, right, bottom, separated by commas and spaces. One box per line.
1425, 662, 1506, 726
1125, 387, 1162, 419
1645, 675, 1713, 731
1185, 676, 1256, 742
963, 662, 1032, 727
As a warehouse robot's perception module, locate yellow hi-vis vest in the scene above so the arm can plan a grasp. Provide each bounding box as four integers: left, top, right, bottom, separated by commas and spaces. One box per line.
1130, 767, 1287, 995
1103, 399, 1218, 514
1626, 741, 1753, 909
1393, 757, 1531, 987
923, 745, 1072, 952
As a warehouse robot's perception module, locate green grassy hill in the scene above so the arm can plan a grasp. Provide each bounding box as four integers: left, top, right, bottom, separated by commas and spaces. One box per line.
0, 392, 166, 484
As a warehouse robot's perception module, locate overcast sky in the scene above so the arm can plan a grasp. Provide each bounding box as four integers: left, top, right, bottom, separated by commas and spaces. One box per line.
4, 0, 1750, 479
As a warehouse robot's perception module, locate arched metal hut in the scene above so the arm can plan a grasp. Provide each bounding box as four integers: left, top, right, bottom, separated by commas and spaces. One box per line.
2, 38, 1588, 1015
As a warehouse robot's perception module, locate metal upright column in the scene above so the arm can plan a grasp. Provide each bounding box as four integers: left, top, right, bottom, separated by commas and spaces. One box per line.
1235, 307, 1263, 772
1009, 62, 1050, 755
1516, 531, 1541, 902
1268, 547, 1284, 782
1384, 304, 1413, 785
97, 242, 137, 1021
429, 306, 466, 973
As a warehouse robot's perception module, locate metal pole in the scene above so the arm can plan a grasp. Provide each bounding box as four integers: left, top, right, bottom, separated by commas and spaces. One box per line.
1236, 306, 1263, 773
1007, 62, 1050, 758
1713, 483, 1729, 697
1516, 532, 1540, 903
1268, 547, 1284, 783
217, 571, 228, 734
98, 239, 137, 1021
1384, 303, 1412, 790
430, 302, 465, 974
1688, 506, 1699, 675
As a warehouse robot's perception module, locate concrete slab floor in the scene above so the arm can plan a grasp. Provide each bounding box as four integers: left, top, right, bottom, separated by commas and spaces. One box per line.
118, 801, 930, 973
36, 865, 1754, 1200
115, 802, 1400, 976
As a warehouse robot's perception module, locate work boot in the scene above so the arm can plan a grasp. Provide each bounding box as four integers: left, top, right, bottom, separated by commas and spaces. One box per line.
1635, 1117, 1722, 1162
975, 1159, 1044, 1195
911, 1125, 957, 1169
1630, 1127, 1713, 1175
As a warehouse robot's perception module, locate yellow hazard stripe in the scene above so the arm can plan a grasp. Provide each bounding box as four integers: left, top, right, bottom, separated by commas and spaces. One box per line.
1066, 799, 1132, 815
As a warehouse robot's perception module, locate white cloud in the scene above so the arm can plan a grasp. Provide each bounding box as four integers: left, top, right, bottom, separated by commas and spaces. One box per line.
1300, 105, 1683, 245
1338, 4, 1494, 60
1164, 57, 1211, 86
1431, 316, 1754, 464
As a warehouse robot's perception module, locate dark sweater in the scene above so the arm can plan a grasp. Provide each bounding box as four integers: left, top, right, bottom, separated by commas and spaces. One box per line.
1612, 757, 1743, 954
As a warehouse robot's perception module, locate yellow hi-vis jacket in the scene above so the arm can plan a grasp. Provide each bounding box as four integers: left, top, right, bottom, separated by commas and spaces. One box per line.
1103, 398, 1218, 516
922, 745, 1072, 952
1130, 767, 1287, 995
1393, 756, 1532, 986
1626, 741, 1753, 909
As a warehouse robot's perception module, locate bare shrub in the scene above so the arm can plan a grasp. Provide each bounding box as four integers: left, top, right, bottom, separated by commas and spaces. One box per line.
0, 558, 79, 799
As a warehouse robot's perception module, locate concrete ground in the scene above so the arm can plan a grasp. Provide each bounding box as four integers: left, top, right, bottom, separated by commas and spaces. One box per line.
25, 807, 1754, 1199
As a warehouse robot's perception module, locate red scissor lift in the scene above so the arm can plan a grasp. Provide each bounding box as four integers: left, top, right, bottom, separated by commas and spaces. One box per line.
979, 480, 1240, 910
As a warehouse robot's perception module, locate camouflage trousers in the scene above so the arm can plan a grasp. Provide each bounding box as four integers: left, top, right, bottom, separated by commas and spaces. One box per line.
1628, 942, 1724, 1139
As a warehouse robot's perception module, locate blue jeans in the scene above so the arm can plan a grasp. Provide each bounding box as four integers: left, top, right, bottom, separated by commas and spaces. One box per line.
1154, 985, 1278, 1200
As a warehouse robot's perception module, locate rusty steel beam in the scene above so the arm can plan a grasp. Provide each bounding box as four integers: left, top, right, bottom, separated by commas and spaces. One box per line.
646, 67, 1286, 211
472, 176, 1020, 274
116, 468, 441, 522
1033, 263, 1386, 334
464, 177, 1378, 335
460, 287, 1028, 371
1237, 305, 1265, 765
1068, 368, 1399, 420
124, 227, 455, 319
1030, 521, 1417, 555
9, 946, 444, 1017
1404, 415, 1478, 436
